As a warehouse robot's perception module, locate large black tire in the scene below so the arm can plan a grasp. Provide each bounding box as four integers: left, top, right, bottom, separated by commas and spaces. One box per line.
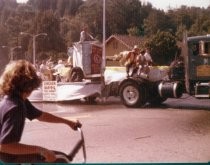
84, 96, 97, 104
70, 67, 84, 82
119, 80, 147, 108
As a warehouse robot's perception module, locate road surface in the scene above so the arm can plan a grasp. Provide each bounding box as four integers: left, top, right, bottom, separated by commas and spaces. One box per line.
21, 95, 210, 163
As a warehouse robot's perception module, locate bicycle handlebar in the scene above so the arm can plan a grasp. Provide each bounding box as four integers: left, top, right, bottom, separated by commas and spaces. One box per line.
77, 127, 87, 163
55, 127, 86, 163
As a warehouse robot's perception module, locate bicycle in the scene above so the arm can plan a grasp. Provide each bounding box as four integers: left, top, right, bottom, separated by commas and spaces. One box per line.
54, 127, 86, 163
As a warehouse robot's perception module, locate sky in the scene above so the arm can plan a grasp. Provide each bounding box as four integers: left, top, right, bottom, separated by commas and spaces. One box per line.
17, 0, 210, 11
144, 0, 210, 11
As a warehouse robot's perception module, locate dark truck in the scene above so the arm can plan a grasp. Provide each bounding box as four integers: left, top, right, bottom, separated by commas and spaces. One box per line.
117, 34, 210, 108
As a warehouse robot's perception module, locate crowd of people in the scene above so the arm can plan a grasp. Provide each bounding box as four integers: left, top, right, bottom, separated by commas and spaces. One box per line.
35, 26, 95, 82
36, 58, 72, 82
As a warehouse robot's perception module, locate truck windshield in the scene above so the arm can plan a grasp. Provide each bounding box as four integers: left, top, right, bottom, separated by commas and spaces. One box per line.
199, 41, 210, 56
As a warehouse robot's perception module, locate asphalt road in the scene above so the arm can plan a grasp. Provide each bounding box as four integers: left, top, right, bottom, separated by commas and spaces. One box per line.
21, 95, 210, 163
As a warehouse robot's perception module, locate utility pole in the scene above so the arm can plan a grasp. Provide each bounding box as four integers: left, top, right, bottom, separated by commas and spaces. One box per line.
20, 32, 47, 65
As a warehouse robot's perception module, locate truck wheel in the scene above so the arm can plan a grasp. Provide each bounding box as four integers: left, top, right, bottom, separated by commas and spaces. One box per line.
119, 81, 146, 108
84, 96, 97, 104
70, 67, 84, 82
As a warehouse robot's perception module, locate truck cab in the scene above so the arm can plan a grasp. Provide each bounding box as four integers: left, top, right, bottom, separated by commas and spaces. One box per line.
183, 34, 210, 98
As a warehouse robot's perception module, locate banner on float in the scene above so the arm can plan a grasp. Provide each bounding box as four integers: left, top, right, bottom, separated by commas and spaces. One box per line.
42, 81, 57, 101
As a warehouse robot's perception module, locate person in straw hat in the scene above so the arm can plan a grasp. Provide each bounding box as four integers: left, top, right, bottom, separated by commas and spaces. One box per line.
124, 45, 140, 77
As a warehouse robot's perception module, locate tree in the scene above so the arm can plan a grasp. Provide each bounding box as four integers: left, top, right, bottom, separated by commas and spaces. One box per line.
145, 31, 178, 65
188, 11, 210, 36
19, 10, 67, 61
27, 0, 83, 16
75, 0, 145, 40
73, 0, 103, 41
127, 26, 141, 36
144, 9, 175, 37
0, 25, 9, 46
0, 0, 209, 66
106, 0, 143, 36
63, 17, 82, 46
35, 11, 66, 58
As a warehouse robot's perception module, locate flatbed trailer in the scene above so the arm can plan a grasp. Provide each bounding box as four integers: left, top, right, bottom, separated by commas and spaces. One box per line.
29, 41, 103, 103
29, 80, 102, 102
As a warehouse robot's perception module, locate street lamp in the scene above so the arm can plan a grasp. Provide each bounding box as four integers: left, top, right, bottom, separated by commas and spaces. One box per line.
1, 45, 22, 61
20, 32, 47, 65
